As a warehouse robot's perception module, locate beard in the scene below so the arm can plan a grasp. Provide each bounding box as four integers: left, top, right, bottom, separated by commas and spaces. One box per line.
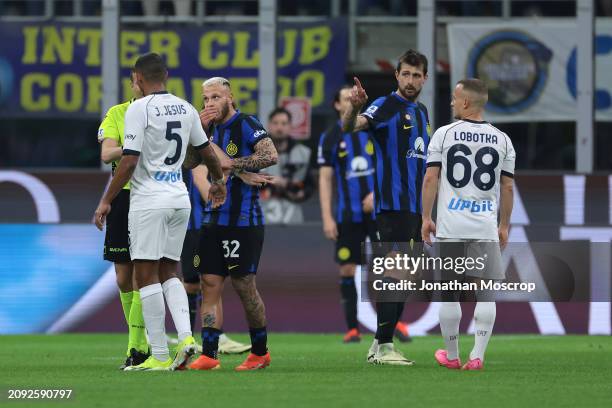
214, 101, 231, 124
399, 86, 421, 102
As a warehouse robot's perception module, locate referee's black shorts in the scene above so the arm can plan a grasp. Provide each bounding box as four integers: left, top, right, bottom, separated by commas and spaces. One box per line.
103, 189, 131, 263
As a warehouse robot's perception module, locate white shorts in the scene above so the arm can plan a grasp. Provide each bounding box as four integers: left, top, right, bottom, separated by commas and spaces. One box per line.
128, 208, 190, 261
435, 238, 505, 280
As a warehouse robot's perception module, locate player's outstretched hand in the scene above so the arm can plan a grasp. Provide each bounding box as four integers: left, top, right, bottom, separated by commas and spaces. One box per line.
498, 225, 509, 249
208, 183, 227, 209
237, 172, 275, 187
350, 76, 368, 108
94, 201, 111, 231
421, 218, 436, 246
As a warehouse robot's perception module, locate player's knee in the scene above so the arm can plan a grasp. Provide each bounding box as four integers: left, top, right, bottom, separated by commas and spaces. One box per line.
114, 262, 133, 291
339, 264, 356, 277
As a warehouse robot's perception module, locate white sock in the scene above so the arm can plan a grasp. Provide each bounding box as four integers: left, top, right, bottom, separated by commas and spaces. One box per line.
140, 283, 169, 361
439, 302, 461, 361
162, 277, 192, 342
470, 302, 496, 361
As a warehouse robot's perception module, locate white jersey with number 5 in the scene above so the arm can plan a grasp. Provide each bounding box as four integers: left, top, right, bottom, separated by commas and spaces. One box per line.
426, 119, 515, 240
123, 91, 209, 211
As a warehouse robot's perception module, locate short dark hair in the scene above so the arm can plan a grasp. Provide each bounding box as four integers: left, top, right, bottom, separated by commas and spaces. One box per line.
134, 52, 167, 83
396, 49, 428, 75
268, 107, 292, 122
457, 78, 488, 96
333, 84, 353, 107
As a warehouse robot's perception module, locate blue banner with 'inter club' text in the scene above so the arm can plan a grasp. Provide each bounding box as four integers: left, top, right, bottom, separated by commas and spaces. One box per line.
0, 20, 347, 118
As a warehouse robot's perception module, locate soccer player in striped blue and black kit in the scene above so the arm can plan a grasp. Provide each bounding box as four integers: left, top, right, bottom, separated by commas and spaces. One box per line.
318, 85, 378, 343
342, 49, 431, 366
189, 77, 278, 371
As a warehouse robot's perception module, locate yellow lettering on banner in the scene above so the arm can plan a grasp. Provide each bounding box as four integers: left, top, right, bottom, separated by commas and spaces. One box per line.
150, 31, 180, 68
78, 29, 102, 66
22, 26, 39, 64
299, 26, 331, 65
21, 73, 50, 111
121, 78, 133, 101
295, 70, 324, 106
277, 76, 292, 100
278, 30, 297, 68
55, 73, 82, 112
229, 78, 257, 114
85, 76, 103, 113
232, 32, 258, 68
191, 79, 206, 110
121, 31, 146, 67
166, 79, 186, 99
199, 31, 230, 69
41, 26, 76, 64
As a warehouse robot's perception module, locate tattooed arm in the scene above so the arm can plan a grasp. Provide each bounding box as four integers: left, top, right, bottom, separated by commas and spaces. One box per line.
230, 138, 278, 172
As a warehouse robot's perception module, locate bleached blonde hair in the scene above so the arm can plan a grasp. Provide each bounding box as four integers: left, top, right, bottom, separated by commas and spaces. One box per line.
202, 77, 231, 89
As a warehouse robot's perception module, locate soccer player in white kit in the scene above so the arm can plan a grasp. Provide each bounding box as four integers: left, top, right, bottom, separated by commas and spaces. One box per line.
94, 53, 227, 371
421, 78, 515, 370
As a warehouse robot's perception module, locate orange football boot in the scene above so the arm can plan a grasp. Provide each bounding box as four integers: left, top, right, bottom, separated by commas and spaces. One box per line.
235, 352, 271, 371
189, 355, 221, 370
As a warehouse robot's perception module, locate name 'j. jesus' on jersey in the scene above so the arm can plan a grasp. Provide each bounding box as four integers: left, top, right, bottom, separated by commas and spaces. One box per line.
123, 91, 209, 211
426, 119, 516, 241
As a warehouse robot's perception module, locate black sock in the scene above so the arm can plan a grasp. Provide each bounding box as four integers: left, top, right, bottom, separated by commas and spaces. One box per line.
396, 301, 406, 323
375, 302, 398, 344
187, 293, 199, 332
201, 327, 221, 359
340, 276, 358, 330
375, 278, 401, 344
249, 327, 268, 356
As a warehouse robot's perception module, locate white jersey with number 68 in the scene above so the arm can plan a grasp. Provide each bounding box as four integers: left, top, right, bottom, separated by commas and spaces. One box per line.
123, 91, 209, 211
426, 119, 515, 241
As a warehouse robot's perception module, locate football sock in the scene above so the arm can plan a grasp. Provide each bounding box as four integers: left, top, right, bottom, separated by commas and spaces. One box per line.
439, 302, 462, 361
249, 327, 268, 356
375, 278, 401, 344
161, 277, 192, 342
119, 291, 133, 324
201, 327, 222, 359
129, 291, 148, 353
470, 302, 496, 361
340, 276, 358, 330
119, 291, 133, 356
396, 301, 406, 323
140, 283, 169, 362
187, 292, 199, 332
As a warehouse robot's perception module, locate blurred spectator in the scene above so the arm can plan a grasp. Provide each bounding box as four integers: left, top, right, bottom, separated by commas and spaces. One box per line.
260, 107, 314, 224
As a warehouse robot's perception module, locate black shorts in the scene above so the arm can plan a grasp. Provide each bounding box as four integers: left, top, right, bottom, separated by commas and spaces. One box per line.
196, 224, 264, 277
104, 189, 131, 263
335, 219, 378, 265
180, 229, 201, 284
375, 210, 422, 243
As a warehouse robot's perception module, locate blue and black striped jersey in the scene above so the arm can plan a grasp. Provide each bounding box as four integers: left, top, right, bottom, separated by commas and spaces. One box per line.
361, 92, 431, 215
318, 121, 375, 223
202, 111, 269, 227
183, 169, 204, 231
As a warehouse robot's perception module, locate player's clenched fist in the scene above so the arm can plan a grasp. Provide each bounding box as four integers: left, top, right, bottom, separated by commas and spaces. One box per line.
350, 76, 368, 109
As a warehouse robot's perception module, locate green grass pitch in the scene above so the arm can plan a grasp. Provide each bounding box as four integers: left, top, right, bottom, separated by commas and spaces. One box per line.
1, 333, 610, 407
